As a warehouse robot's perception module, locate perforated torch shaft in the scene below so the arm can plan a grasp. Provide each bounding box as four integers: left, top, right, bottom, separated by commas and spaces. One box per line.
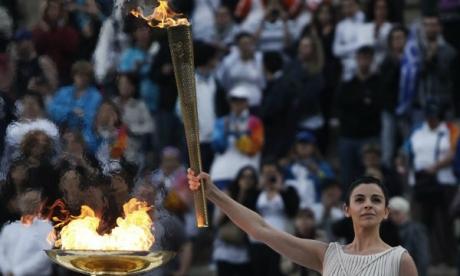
167, 25, 208, 228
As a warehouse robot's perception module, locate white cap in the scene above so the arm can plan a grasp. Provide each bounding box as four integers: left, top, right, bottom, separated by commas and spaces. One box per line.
388, 196, 410, 214
228, 84, 254, 100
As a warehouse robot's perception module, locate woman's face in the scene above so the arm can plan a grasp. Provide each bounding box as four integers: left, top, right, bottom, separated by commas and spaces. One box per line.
238, 36, 255, 59
30, 132, 52, 158
73, 73, 91, 89
390, 30, 407, 53
59, 170, 83, 212
238, 169, 256, 190
46, 1, 61, 23
295, 142, 315, 159
295, 214, 315, 236
298, 37, 313, 61
96, 103, 119, 128
118, 75, 135, 98
317, 6, 332, 25
134, 25, 151, 46
345, 183, 388, 228
22, 96, 43, 119
374, 0, 387, 22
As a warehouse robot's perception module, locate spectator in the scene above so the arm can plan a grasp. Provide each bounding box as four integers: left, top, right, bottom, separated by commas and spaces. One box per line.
93, 0, 130, 86
311, 179, 344, 242
337, 46, 382, 190
58, 168, 88, 214
47, 60, 102, 150
210, 84, 264, 189
361, 0, 392, 67
333, 0, 365, 81
284, 34, 325, 147
32, 0, 79, 84
217, 32, 265, 108
67, 0, 105, 60
190, 0, 220, 42
234, 0, 301, 32
361, 143, 403, 197
119, 17, 160, 113
404, 100, 458, 265
213, 166, 259, 276
210, 5, 240, 52
389, 196, 430, 276
0, 190, 53, 276
310, 2, 341, 153
254, 3, 291, 53
150, 147, 191, 222
113, 73, 154, 168
366, 0, 405, 23
149, 147, 194, 276
379, 25, 408, 167
58, 130, 100, 178
12, 29, 58, 101
135, 181, 192, 276
250, 160, 299, 276
397, 14, 459, 122
286, 131, 335, 209
89, 100, 128, 173
260, 51, 300, 159
1, 92, 59, 178
281, 208, 326, 276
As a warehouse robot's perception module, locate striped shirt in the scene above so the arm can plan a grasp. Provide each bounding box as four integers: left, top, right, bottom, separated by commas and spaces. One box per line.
323, 242, 406, 276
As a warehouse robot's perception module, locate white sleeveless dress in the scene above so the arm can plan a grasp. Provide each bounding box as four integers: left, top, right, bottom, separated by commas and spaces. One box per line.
322, 242, 407, 276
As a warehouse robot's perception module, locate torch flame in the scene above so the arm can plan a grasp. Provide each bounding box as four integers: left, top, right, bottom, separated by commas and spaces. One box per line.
55, 198, 154, 251
131, 0, 189, 28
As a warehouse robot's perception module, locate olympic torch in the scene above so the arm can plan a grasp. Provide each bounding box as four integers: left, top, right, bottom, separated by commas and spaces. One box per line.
132, 1, 208, 227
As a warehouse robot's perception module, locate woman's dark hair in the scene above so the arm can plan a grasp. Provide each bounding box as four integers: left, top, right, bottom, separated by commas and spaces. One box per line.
345, 176, 389, 207
295, 208, 317, 239
20, 130, 55, 160
117, 72, 140, 99
228, 165, 259, 199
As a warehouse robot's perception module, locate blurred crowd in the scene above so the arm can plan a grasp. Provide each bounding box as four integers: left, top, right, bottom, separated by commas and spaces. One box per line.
0, 0, 460, 275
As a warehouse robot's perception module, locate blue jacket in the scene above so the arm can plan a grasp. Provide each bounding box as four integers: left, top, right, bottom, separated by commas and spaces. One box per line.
47, 85, 102, 149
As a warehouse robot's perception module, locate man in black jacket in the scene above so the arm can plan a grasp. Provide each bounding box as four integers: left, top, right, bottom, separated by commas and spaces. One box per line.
337, 46, 383, 191
260, 51, 301, 160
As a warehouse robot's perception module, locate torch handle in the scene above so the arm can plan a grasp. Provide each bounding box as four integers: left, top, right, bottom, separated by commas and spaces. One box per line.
167, 25, 208, 228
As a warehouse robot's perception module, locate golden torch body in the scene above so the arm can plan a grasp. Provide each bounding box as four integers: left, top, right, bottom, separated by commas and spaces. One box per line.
167, 25, 208, 228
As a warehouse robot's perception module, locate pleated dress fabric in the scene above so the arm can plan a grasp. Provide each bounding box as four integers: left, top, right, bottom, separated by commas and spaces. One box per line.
322, 242, 406, 276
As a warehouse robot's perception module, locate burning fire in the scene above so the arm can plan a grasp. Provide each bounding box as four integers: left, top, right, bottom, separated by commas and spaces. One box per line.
53, 198, 154, 251
131, 0, 189, 28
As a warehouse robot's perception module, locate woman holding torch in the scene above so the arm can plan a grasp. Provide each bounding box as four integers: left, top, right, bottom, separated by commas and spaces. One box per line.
188, 171, 418, 275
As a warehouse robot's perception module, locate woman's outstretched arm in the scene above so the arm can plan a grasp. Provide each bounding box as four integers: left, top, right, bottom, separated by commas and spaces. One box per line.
188, 169, 329, 273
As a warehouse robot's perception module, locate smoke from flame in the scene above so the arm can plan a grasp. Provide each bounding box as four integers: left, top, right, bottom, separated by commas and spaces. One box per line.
131, 0, 189, 28
53, 198, 154, 251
